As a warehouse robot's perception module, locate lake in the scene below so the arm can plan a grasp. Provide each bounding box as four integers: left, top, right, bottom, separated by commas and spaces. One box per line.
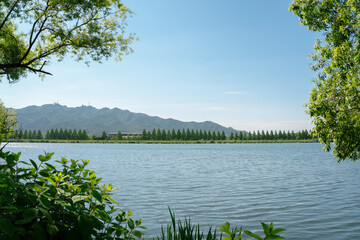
3, 142, 360, 239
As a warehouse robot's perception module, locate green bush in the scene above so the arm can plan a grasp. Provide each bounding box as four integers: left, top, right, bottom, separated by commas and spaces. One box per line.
0, 150, 145, 240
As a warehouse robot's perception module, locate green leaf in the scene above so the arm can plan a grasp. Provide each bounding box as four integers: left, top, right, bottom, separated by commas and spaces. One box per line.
15, 219, 32, 225
244, 231, 262, 240
30, 159, 38, 170
272, 228, 286, 235
219, 222, 232, 235
78, 215, 93, 235
128, 219, 135, 230
267, 235, 284, 239
23, 208, 38, 221
72, 195, 86, 203
222, 237, 232, 240
39, 207, 53, 223
261, 222, 270, 236
44, 177, 56, 186
30, 223, 47, 240
91, 190, 102, 202
47, 224, 59, 236
38, 155, 47, 162
0, 218, 15, 235
45, 163, 56, 171
132, 230, 144, 238
107, 195, 118, 204
14, 226, 26, 236
39, 196, 52, 209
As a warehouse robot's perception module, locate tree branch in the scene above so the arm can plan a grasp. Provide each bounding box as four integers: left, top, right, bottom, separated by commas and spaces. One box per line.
0, 0, 20, 32
0, 63, 52, 76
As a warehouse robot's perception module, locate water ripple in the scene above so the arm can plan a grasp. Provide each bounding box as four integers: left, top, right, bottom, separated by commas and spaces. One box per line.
4, 142, 360, 239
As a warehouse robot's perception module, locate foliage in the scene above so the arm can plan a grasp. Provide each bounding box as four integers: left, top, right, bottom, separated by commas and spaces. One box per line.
0, 150, 144, 239
155, 209, 219, 240
0, 100, 16, 142
0, 0, 135, 83
290, 0, 360, 161
156, 209, 285, 240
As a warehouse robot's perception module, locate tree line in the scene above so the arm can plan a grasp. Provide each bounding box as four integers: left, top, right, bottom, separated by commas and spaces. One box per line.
8, 128, 313, 141
9, 128, 89, 140
139, 128, 312, 141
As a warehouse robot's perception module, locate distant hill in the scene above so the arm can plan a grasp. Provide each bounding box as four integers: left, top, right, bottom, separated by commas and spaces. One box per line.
13, 104, 240, 136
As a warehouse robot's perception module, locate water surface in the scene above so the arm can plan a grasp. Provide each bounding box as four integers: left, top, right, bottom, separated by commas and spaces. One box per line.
4, 143, 360, 239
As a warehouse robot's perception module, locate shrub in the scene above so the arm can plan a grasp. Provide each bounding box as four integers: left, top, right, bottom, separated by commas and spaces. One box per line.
0, 150, 144, 240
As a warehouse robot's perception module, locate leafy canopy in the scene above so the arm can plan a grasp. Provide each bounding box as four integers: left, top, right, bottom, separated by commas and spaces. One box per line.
0, 100, 16, 142
0, 0, 135, 83
290, 0, 360, 161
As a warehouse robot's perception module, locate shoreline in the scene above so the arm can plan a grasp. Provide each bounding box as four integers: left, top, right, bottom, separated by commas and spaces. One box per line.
6, 139, 317, 144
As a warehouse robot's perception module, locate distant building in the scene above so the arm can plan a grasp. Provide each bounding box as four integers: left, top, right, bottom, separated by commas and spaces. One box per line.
107, 132, 141, 138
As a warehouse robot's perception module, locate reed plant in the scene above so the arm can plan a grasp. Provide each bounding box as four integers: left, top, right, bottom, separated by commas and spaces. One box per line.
155, 209, 220, 240
155, 208, 285, 240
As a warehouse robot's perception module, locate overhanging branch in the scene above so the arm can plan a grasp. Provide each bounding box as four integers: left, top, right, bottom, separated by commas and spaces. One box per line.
0, 63, 52, 76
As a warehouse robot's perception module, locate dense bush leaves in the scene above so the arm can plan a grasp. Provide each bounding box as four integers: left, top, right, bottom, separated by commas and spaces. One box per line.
0, 150, 143, 239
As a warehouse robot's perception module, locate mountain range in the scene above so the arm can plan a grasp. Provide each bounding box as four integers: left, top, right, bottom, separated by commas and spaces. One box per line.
13, 104, 240, 136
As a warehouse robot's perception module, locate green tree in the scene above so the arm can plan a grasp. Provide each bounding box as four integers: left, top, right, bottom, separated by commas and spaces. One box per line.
176, 129, 181, 140
238, 131, 243, 140
18, 129, 23, 139
190, 129, 196, 140
203, 130, 208, 140
199, 130, 203, 140
63, 128, 68, 139
101, 130, 107, 140
246, 131, 252, 140
234, 132, 238, 140
161, 129, 166, 140
166, 129, 171, 140
207, 130, 212, 140
185, 129, 191, 141
212, 131, 217, 141
44, 130, 49, 139
286, 131, 291, 140
29, 130, 33, 139
229, 132, 234, 140
151, 129, 156, 140
36, 129, 43, 139
59, 128, 64, 139
171, 129, 176, 140
141, 129, 147, 140
0, 100, 16, 141
32, 130, 36, 139
290, 0, 360, 161
0, 0, 135, 83
116, 131, 123, 140
156, 129, 162, 140
221, 131, 226, 140
82, 129, 89, 140
23, 130, 28, 139
181, 129, 186, 140
252, 131, 257, 140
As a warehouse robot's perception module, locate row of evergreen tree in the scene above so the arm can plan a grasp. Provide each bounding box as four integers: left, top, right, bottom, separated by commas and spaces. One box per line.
9, 128, 313, 141
141, 129, 227, 141
10, 128, 89, 140
229, 129, 312, 141
140, 129, 312, 141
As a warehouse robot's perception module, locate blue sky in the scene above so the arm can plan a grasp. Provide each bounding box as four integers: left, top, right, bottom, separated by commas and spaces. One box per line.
0, 0, 318, 131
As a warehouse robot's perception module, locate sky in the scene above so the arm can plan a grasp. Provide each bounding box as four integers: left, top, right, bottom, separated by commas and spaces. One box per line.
0, 0, 319, 131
